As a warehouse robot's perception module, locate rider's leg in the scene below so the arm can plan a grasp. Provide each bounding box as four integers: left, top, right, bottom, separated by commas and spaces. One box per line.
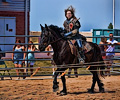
76, 39, 85, 62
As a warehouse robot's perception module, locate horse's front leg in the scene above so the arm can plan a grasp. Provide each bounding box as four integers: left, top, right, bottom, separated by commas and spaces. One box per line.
96, 73, 105, 93
53, 68, 60, 92
60, 74, 67, 95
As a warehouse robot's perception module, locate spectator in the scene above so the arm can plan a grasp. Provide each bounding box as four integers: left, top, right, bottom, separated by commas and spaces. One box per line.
106, 33, 120, 76
12, 39, 25, 79
99, 37, 107, 59
46, 45, 55, 76
24, 41, 35, 75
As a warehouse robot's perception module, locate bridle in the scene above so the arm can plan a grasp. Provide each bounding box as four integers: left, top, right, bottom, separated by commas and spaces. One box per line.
41, 27, 64, 45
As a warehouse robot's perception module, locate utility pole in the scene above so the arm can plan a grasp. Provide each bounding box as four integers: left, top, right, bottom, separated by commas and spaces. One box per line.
25, 0, 28, 43
25, 0, 28, 68
113, 0, 115, 29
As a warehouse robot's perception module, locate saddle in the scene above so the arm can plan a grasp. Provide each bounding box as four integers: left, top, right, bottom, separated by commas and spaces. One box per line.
68, 40, 92, 56
68, 40, 77, 56
83, 42, 93, 53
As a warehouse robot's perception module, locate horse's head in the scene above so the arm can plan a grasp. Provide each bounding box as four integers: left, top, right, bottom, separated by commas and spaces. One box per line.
39, 24, 64, 51
39, 24, 53, 51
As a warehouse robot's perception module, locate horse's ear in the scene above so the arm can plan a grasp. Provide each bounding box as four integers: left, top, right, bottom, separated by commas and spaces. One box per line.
40, 24, 44, 31
45, 24, 48, 30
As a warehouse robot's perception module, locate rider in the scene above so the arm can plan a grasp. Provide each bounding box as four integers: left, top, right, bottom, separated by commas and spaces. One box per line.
63, 5, 86, 63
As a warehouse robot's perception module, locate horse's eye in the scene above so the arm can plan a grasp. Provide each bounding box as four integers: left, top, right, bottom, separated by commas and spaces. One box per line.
44, 31, 49, 36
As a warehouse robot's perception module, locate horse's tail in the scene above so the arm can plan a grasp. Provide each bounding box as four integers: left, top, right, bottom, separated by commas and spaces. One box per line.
96, 46, 106, 78
99, 56, 106, 78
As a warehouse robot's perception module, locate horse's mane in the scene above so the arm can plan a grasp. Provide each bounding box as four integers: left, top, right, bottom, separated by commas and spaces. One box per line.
48, 25, 64, 37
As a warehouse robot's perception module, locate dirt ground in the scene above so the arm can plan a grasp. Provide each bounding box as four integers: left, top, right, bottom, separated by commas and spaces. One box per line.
0, 75, 120, 100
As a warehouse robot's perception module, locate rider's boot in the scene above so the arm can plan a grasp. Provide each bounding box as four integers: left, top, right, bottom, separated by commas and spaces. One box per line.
77, 48, 85, 64
79, 50, 85, 60
78, 51, 85, 63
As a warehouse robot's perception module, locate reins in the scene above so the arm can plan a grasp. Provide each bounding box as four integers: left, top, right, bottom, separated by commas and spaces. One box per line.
48, 28, 64, 44
49, 37, 64, 44
48, 28, 85, 44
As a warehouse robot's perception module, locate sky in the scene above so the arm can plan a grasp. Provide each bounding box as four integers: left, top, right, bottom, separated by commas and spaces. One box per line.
30, 0, 120, 32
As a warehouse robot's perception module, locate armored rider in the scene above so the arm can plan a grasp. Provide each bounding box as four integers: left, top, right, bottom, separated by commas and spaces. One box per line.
63, 5, 86, 63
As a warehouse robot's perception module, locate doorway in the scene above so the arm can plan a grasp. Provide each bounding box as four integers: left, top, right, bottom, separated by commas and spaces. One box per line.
0, 17, 16, 51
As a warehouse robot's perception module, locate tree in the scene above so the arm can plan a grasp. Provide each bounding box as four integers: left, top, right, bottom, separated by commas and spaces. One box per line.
108, 23, 113, 29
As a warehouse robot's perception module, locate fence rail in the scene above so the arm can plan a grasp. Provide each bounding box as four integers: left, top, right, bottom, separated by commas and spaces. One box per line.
0, 35, 120, 80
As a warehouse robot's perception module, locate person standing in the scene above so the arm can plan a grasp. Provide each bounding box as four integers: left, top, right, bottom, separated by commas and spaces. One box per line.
106, 33, 120, 76
24, 41, 35, 75
12, 39, 25, 79
99, 37, 107, 60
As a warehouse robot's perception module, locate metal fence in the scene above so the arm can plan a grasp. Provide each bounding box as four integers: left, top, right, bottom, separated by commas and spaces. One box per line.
0, 35, 120, 80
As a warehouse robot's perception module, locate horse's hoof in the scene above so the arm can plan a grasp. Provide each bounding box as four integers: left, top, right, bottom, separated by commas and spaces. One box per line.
60, 90, 67, 95
99, 88, 105, 93
53, 81, 59, 92
53, 87, 59, 92
87, 89, 94, 93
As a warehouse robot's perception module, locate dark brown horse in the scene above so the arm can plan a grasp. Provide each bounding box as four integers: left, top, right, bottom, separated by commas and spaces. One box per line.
39, 24, 105, 95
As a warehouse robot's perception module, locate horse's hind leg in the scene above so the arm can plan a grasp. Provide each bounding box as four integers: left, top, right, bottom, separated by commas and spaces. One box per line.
60, 74, 67, 95
96, 73, 104, 93
89, 72, 104, 93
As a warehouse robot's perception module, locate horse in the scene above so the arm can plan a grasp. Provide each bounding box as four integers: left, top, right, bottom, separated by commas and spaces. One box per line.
39, 24, 105, 95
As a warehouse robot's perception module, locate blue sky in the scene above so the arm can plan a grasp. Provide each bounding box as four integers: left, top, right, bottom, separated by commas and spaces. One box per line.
30, 0, 120, 31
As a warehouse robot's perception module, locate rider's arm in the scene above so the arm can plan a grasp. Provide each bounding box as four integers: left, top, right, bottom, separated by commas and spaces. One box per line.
107, 41, 120, 47
64, 20, 81, 37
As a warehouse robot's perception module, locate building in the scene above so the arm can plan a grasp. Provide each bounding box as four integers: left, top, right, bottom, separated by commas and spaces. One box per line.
0, 0, 30, 51
80, 31, 92, 42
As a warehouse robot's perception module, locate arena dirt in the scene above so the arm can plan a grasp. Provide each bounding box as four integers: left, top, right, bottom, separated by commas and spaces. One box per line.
0, 75, 120, 100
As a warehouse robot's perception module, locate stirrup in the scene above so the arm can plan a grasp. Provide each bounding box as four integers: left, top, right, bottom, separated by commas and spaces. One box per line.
78, 58, 84, 64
